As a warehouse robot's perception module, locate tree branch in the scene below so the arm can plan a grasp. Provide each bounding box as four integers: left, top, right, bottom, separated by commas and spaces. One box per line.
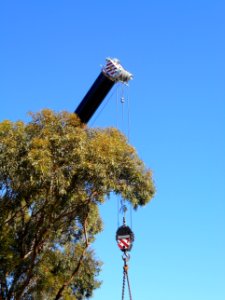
54, 245, 87, 300
54, 208, 90, 300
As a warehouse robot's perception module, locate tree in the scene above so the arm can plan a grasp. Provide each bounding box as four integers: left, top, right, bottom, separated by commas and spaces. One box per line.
0, 110, 155, 299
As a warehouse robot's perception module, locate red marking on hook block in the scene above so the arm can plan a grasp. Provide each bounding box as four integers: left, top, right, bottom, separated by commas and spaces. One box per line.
117, 237, 131, 250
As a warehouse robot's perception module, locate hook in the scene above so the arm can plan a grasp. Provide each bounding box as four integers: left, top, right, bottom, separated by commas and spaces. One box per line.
122, 251, 130, 262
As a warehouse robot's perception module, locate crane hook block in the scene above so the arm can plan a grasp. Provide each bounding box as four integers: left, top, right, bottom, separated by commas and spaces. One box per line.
116, 225, 134, 252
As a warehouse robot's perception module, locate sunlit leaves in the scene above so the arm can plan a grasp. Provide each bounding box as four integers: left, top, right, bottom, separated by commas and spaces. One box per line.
0, 109, 155, 299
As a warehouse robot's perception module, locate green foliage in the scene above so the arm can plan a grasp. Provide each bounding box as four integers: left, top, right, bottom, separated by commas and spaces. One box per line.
0, 110, 155, 299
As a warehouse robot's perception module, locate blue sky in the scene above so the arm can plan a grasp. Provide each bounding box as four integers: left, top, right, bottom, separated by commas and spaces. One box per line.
0, 1, 225, 299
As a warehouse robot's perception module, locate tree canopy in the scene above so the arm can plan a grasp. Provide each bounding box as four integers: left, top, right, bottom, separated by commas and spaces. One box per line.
0, 110, 155, 299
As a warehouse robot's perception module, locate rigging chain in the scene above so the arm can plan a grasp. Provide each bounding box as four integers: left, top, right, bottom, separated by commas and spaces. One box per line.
121, 254, 133, 300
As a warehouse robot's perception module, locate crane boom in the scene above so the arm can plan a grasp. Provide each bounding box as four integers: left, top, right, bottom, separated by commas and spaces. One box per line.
75, 58, 133, 124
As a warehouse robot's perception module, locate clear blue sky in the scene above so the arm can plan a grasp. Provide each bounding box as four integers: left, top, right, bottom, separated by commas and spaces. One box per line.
0, 1, 225, 299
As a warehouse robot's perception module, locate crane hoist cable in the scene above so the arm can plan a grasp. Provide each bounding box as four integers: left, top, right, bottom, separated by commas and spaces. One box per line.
116, 83, 131, 140
116, 84, 133, 231
115, 73, 134, 300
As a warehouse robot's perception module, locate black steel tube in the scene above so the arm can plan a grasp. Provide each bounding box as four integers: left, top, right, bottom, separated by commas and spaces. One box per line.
75, 72, 115, 124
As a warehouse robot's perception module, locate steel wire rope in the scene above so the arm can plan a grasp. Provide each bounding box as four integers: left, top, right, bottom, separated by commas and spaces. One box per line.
115, 83, 134, 300
127, 86, 131, 143
121, 258, 133, 300
122, 266, 126, 300
126, 269, 133, 300
126, 87, 133, 230
117, 196, 120, 228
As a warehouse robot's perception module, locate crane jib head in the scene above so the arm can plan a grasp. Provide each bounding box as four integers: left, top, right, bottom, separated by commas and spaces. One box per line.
74, 58, 133, 124
102, 58, 133, 83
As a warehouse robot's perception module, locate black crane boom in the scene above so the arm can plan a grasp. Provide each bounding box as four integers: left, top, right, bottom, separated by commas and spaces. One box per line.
75, 58, 132, 124
75, 72, 114, 124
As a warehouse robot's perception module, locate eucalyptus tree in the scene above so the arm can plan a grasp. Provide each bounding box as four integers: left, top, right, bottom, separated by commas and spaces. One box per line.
0, 110, 155, 299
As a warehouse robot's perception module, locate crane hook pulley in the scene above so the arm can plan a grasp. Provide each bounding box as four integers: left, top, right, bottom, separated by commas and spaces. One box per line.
116, 223, 134, 252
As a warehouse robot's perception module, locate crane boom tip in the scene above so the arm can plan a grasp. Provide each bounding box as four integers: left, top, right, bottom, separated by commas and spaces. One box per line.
102, 58, 133, 83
